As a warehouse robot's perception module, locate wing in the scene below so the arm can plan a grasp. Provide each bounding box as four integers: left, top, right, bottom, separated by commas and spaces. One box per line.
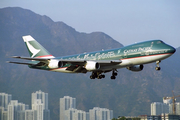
8, 56, 122, 72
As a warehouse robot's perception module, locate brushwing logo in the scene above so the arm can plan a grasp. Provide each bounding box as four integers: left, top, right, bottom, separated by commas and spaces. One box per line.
26, 41, 40, 58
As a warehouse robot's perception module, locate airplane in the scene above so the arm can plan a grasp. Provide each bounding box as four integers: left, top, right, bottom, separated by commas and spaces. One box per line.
8, 35, 176, 80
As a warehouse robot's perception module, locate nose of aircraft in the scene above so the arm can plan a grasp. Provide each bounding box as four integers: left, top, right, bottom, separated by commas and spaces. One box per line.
168, 45, 176, 54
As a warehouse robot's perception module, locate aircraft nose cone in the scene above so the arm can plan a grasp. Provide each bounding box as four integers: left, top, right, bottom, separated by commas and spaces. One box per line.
169, 46, 176, 54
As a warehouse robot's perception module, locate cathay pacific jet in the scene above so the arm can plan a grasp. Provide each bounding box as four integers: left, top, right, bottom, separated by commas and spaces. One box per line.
8, 35, 176, 79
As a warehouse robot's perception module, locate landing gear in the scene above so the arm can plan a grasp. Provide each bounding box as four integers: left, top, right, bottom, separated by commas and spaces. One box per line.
155, 61, 161, 71
111, 70, 118, 80
90, 70, 118, 80
90, 72, 105, 79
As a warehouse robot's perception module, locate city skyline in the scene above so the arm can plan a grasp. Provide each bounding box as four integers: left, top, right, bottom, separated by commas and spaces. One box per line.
151, 98, 180, 116
0, 91, 113, 120
0, 91, 50, 120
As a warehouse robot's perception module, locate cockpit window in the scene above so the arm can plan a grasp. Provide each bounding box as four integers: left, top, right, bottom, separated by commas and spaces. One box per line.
157, 40, 164, 44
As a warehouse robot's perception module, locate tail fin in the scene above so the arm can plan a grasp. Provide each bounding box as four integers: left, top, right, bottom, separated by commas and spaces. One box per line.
22, 35, 54, 58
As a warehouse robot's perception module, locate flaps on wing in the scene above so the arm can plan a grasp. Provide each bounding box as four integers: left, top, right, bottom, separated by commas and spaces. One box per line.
66, 65, 87, 73
96, 60, 122, 64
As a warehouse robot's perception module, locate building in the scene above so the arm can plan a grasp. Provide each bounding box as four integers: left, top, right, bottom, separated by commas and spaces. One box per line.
0, 93, 12, 110
161, 113, 180, 120
64, 108, 89, 120
73, 109, 89, 120
0, 106, 7, 120
31, 90, 50, 120
64, 108, 76, 120
31, 90, 48, 110
1, 109, 8, 120
151, 102, 169, 115
139, 115, 161, 120
60, 96, 76, 120
176, 103, 180, 115
32, 99, 44, 120
169, 102, 180, 115
163, 97, 172, 104
7, 100, 29, 120
89, 107, 113, 120
25, 110, 37, 120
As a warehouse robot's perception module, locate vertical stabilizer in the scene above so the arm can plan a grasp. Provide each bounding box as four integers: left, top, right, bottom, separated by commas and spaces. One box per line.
22, 35, 54, 58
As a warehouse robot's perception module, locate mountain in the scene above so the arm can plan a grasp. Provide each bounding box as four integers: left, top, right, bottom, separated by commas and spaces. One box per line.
0, 7, 180, 120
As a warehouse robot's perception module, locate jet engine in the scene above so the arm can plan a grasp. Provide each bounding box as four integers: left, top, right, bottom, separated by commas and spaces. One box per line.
85, 61, 100, 71
48, 59, 63, 69
127, 65, 144, 71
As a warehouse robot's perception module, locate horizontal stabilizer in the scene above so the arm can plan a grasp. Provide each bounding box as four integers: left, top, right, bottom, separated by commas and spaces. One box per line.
12, 56, 50, 61
7, 61, 37, 66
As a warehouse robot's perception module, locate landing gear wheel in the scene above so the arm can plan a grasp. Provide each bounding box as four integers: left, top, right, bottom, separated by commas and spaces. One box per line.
90, 72, 105, 79
101, 75, 105, 78
97, 75, 102, 79
155, 67, 161, 71
90, 75, 95, 79
111, 76, 116, 80
111, 70, 118, 80
97, 74, 105, 79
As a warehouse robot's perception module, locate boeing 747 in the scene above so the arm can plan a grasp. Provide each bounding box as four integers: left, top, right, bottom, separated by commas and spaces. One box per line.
8, 35, 176, 79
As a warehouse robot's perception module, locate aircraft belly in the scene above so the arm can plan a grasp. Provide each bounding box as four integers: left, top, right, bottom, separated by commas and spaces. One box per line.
122, 54, 172, 65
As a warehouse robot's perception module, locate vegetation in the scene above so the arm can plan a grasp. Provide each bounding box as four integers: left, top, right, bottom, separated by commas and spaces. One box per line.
112, 116, 140, 120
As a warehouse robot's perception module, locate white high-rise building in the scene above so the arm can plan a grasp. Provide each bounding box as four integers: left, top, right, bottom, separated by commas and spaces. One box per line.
60, 96, 76, 120
31, 90, 50, 120
2, 109, 8, 120
73, 109, 88, 120
7, 100, 28, 120
169, 102, 180, 115
89, 107, 113, 120
176, 102, 180, 115
64, 108, 76, 120
32, 99, 44, 120
151, 102, 169, 115
25, 110, 37, 120
32, 90, 48, 110
0, 93, 12, 110
64, 108, 88, 120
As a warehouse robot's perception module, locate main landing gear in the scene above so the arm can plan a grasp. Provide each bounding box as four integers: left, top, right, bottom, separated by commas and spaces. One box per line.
111, 70, 118, 80
90, 70, 118, 80
155, 60, 161, 71
90, 72, 105, 79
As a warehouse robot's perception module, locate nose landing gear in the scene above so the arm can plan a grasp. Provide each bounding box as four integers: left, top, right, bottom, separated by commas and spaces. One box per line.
155, 61, 161, 71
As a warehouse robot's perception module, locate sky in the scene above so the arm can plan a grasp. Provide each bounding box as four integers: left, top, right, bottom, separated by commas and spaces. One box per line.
1, 0, 180, 48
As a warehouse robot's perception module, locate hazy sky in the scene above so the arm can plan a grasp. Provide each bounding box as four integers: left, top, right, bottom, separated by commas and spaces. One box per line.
1, 0, 180, 48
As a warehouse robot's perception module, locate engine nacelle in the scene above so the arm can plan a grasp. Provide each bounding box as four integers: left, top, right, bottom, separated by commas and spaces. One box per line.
127, 65, 144, 72
85, 61, 100, 71
48, 59, 63, 69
